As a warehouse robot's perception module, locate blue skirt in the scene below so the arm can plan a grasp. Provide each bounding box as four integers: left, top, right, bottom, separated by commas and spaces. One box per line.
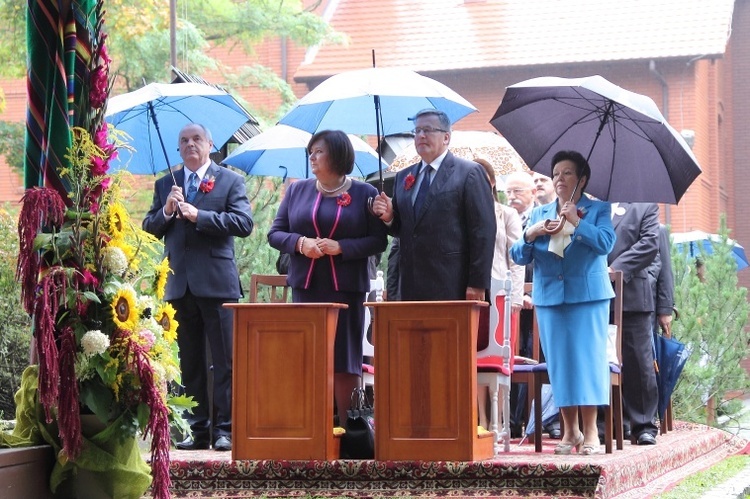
536, 300, 610, 407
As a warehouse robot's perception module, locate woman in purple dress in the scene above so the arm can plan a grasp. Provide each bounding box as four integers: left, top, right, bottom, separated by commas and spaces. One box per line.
268, 130, 388, 424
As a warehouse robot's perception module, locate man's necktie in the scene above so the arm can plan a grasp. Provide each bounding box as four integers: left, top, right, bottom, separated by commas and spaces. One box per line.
413, 165, 432, 216
186, 172, 198, 203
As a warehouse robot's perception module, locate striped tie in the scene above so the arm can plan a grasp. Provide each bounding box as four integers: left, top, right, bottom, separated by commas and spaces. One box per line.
413, 165, 432, 215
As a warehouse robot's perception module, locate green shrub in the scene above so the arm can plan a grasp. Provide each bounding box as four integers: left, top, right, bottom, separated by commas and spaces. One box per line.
0, 207, 32, 419
671, 218, 750, 426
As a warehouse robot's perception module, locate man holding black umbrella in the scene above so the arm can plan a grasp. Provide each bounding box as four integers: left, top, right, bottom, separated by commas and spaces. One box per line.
143, 123, 254, 451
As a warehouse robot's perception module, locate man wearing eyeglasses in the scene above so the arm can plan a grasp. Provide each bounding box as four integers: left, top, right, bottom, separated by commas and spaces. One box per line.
371, 109, 495, 301
504, 172, 537, 224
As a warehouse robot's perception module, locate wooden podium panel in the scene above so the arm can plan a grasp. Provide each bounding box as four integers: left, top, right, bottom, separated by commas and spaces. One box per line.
368, 301, 495, 461
226, 303, 346, 460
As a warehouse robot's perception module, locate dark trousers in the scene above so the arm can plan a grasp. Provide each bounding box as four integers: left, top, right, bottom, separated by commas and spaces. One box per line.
172, 289, 236, 441
621, 311, 658, 437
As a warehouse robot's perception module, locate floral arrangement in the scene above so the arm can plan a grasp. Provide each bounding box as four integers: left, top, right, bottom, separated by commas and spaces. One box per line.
337, 192, 352, 207
404, 173, 416, 191
14, 10, 190, 499
199, 175, 216, 193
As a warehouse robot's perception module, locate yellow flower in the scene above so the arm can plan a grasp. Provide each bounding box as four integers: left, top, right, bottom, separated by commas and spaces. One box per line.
107, 237, 136, 268
106, 201, 130, 240
111, 285, 139, 331
155, 303, 178, 343
154, 258, 171, 301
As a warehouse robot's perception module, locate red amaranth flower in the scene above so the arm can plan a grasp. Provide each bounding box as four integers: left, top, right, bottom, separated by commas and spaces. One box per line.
125, 333, 172, 499
57, 327, 83, 460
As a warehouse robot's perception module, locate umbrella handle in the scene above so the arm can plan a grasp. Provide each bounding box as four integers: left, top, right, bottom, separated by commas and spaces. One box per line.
542, 216, 567, 234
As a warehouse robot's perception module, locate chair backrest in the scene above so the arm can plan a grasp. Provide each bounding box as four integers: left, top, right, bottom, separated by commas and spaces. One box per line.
362, 270, 384, 358
478, 272, 517, 369
608, 270, 624, 366
249, 274, 290, 303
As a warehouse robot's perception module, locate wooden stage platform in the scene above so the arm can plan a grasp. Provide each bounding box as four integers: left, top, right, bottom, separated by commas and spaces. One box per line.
156, 421, 747, 498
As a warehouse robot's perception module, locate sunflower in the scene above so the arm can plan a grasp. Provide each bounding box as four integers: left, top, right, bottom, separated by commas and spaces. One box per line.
154, 258, 171, 300
106, 201, 130, 240
155, 303, 178, 343
111, 285, 139, 331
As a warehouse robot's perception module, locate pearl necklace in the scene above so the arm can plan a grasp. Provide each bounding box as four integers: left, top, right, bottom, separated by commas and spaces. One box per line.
316, 177, 347, 194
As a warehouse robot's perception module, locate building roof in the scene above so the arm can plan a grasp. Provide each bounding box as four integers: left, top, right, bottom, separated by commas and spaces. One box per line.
295, 0, 735, 80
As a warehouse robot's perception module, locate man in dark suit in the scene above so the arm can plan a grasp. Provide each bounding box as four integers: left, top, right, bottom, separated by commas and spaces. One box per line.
608, 202, 660, 445
371, 109, 495, 301
142, 123, 254, 451
649, 224, 675, 337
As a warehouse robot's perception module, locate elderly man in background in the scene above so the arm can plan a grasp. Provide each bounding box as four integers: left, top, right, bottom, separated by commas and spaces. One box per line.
505, 172, 536, 224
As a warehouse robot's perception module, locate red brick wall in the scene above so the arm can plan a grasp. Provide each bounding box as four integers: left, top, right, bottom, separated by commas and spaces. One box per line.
0, 79, 27, 205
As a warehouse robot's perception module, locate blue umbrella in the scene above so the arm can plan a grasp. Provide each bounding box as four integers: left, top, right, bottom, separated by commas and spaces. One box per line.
671, 230, 749, 271
278, 67, 476, 189
653, 332, 690, 423
222, 124, 386, 180
522, 384, 559, 439
105, 82, 252, 178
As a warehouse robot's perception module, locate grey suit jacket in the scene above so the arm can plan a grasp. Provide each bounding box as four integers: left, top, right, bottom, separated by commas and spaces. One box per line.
608, 202, 660, 313
142, 162, 254, 301
390, 151, 496, 300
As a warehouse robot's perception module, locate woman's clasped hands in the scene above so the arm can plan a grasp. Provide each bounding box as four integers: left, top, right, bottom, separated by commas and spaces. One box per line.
300, 237, 342, 258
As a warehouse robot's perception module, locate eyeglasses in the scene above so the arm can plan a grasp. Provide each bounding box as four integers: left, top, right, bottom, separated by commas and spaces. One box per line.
411, 127, 448, 135
505, 188, 531, 195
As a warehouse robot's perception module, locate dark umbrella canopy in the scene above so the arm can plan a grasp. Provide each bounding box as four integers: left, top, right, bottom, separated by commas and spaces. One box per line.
491, 75, 702, 203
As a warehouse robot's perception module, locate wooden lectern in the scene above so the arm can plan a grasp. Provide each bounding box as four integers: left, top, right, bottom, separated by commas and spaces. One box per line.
368, 300, 495, 461
225, 302, 346, 460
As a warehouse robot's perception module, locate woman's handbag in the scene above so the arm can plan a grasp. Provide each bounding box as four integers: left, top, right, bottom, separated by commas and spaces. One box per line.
340, 387, 375, 459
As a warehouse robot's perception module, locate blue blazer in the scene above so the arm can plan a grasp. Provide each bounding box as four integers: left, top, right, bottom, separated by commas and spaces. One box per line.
142, 162, 254, 301
268, 179, 388, 293
510, 196, 615, 306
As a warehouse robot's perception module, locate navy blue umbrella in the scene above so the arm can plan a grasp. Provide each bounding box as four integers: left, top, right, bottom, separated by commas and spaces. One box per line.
653, 332, 690, 423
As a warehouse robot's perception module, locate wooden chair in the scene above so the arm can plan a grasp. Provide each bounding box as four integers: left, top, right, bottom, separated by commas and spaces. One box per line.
477, 274, 517, 453
528, 270, 624, 453
249, 274, 290, 303
362, 270, 384, 389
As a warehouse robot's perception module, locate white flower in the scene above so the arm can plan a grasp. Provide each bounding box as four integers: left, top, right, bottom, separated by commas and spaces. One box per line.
102, 246, 128, 275
81, 330, 110, 356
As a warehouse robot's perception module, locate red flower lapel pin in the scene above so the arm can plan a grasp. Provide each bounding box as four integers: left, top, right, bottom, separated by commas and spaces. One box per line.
404, 173, 416, 191
337, 192, 352, 207
199, 175, 215, 193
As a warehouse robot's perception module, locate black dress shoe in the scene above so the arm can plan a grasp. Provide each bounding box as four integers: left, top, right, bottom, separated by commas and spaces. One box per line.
636, 432, 657, 445
214, 435, 232, 451
176, 436, 210, 450
545, 426, 562, 439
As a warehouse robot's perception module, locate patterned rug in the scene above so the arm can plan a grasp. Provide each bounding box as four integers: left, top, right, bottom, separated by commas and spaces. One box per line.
148, 422, 747, 498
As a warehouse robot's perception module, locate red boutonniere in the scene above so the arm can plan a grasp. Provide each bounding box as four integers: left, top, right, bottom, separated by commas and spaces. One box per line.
337, 192, 352, 207
404, 173, 416, 191
199, 175, 215, 193
577, 207, 586, 219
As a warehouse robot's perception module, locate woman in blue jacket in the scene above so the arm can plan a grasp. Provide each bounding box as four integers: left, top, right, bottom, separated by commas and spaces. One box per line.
268, 130, 388, 424
510, 150, 615, 455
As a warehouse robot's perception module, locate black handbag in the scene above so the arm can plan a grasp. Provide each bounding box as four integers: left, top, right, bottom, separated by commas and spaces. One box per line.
340, 387, 375, 459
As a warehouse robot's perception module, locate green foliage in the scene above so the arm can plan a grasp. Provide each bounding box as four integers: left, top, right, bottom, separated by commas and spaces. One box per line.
0, 121, 24, 175
670, 217, 750, 426
0, 1, 24, 78
234, 175, 285, 300
0, 208, 33, 418
654, 455, 750, 498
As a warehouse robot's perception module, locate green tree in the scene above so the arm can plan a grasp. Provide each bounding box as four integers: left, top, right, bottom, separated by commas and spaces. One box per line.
671, 218, 750, 426
0, 208, 32, 418
0, 121, 24, 174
